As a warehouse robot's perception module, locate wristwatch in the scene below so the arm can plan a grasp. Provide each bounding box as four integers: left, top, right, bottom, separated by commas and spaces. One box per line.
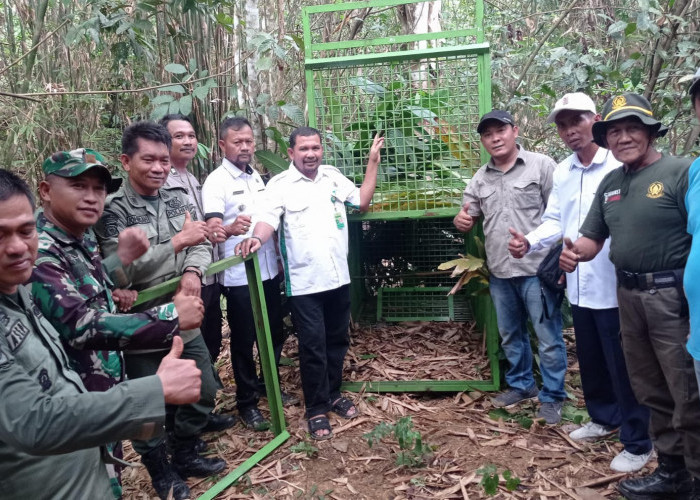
183, 267, 203, 283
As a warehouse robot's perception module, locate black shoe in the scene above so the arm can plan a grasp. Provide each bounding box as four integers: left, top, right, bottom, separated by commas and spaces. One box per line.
202, 412, 237, 433
281, 391, 300, 406
618, 454, 693, 500
141, 444, 191, 500
240, 407, 271, 431
166, 430, 208, 454
172, 437, 226, 478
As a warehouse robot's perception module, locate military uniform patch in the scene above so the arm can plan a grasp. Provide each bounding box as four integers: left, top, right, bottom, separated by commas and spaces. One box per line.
647, 182, 664, 199
6, 320, 30, 351
37, 368, 52, 391
126, 214, 150, 226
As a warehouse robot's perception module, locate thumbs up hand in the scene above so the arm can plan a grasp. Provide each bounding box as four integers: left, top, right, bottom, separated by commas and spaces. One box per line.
507, 227, 529, 258
172, 209, 209, 253
156, 336, 202, 404
559, 237, 580, 273
453, 202, 475, 232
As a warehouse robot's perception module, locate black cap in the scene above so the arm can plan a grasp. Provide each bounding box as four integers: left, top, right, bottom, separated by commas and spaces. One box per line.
477, 110, 515, 133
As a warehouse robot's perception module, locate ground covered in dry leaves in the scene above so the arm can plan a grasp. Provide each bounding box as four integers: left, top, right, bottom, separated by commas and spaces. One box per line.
123, 322, 644, 500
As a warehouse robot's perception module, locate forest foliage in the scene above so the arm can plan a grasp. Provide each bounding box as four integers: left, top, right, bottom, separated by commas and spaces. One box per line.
0, 0, 698, 191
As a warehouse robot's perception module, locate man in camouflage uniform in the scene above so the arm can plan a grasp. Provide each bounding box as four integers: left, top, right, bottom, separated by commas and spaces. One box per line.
0, 168, 203, 500
31, 148, 206, 498
94, 122, 227, 500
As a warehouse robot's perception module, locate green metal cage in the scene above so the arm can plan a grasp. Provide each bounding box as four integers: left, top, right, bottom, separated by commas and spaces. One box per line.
303, 0, 491, 219
303, 0, 500, 393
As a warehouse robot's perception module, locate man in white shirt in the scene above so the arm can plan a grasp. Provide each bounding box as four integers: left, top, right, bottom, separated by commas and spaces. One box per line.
237, 127, 383, 440
203, 117, 296, 432
508, 93, 651, 472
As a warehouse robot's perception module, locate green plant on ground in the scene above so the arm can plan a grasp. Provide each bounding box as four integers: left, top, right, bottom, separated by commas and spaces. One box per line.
478, 464, 521, 496
363, 416, 434, 467
290, 441, 319, 458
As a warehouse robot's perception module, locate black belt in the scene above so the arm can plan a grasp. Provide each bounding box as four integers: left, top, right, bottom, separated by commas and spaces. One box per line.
616, 268, 684, 291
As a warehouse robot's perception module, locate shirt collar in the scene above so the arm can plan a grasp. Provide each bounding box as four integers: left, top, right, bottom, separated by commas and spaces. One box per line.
485, 144, 525, 172
222, 158, 254, 177
36, 210, 86, 246
569, 146, 611, 171
286, 162, 331, 182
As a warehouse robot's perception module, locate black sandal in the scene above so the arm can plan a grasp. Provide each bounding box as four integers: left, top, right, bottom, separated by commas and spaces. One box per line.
331, 397, 359, 420
308, 416, 333, 441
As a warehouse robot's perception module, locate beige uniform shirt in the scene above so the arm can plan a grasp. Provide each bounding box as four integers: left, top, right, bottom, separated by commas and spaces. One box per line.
462, 146, 556, 279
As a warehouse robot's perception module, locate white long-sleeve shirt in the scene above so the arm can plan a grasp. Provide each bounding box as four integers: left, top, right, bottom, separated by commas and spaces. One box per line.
525, 147, 621, 309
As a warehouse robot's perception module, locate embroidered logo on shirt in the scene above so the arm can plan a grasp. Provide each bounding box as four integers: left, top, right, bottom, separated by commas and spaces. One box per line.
646, 182, 664, 199
37, 368, 52, 391
603, 189, 621, 203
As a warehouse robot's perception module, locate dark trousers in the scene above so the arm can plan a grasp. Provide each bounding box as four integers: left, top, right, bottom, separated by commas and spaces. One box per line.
289, 285, 351, 419
571, 305, 652, 454
224, 275, 285, 411
617, 285, 700, 476
124, 334, 217, 455
201, 282, 223, 362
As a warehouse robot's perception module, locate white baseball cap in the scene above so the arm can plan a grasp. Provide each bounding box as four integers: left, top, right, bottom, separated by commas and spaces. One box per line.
546, 92, 597, 124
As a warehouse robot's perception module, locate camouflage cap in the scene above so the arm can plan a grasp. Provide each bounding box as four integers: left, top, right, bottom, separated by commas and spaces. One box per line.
42, 148, 121, 193
592, 92, 668, 147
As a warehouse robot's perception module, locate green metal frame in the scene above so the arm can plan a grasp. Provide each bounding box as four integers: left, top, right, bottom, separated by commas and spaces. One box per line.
133, 255, 289, 499
304, 0, 499, 394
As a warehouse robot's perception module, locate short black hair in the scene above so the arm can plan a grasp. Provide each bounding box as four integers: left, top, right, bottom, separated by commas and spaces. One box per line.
289, 127, 322, 149
122, 121, 172, 156
159, 114, 192, 131
0, 169, 35, 210
219, 116, 252, 140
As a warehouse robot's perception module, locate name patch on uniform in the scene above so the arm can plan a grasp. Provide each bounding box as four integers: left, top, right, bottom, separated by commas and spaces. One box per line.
127, 214, 150, 226
5, 320, 30, 351
166, 206, 187, 218
646, 182, 664, 199
37, 368, 52, 391
604, 189, 621, 203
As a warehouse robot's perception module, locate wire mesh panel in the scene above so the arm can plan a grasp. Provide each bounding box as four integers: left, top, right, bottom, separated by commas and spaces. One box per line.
303, 0, 491, 218
378, 287, 473, 322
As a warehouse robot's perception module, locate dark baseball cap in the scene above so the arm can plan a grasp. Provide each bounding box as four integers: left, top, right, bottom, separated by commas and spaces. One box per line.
42, 148, 121, 193
477, 110, 515, 133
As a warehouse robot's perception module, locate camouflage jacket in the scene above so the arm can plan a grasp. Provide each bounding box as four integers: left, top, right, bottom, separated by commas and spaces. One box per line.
32, 212, 180, 392
94, 181, 211, 344
0, 285, 165, 500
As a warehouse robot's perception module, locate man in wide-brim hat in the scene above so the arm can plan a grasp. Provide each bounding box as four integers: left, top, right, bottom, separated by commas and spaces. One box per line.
561, 92, 700, 499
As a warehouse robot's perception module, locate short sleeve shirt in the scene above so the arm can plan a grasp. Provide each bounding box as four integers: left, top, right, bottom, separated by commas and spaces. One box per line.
255, 163, 359, 296
462, 146, 556, 278
201, 159, 278, 287
580, 154, 691, 273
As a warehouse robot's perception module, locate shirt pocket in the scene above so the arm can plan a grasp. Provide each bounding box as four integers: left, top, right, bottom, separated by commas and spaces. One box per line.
512, 179, 542, 211
479, 185, 498, 215
285, 199, 311, 239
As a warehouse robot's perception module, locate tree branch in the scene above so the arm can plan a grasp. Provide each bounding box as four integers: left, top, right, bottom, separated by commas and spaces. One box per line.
510, 0, 581, 94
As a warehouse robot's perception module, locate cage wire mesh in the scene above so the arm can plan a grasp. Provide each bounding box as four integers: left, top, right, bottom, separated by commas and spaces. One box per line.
304, 0, 490, 322
311, 54, 483, 214
351, 217, 474, 321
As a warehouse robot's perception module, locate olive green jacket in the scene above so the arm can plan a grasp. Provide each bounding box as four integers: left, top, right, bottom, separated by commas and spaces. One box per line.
95, 181, 212, 344
0, 286, 165, 500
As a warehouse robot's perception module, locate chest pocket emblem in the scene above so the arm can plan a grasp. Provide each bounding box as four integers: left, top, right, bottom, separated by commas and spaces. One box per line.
38, 368, 52, 391
646, 182, 664, 199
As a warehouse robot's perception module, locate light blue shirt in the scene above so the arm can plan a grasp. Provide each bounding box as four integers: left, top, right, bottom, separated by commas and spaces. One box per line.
684, 156, 700, 359
525, 147, 621, 309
